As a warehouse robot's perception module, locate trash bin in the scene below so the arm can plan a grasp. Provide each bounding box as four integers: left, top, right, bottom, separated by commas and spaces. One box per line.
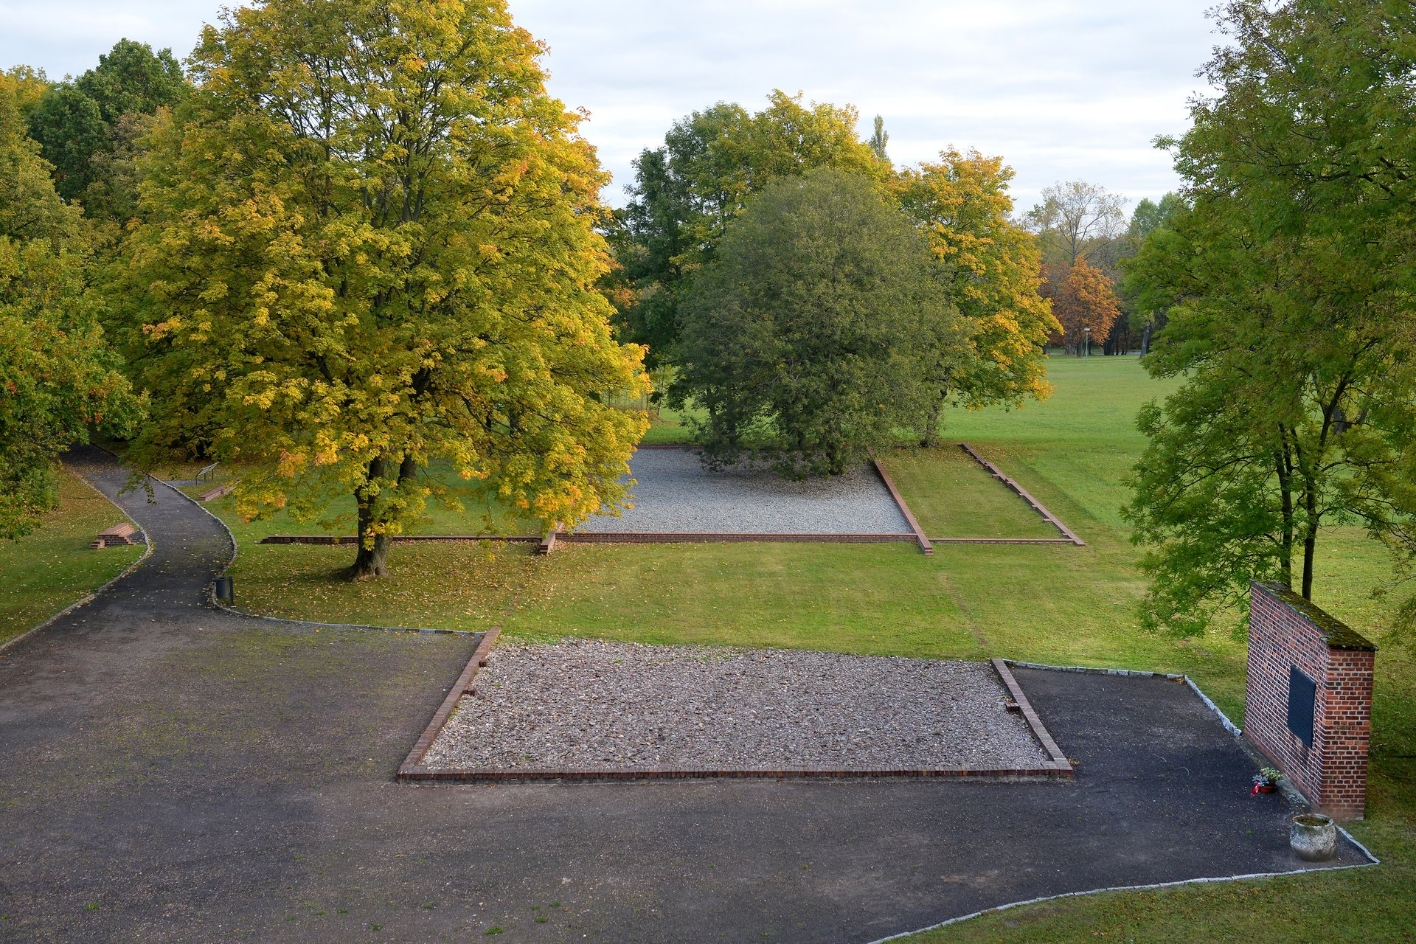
215, 575, 234, 605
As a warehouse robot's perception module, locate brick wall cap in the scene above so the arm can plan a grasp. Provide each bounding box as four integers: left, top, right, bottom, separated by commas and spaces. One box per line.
1254, 582, 1377, 651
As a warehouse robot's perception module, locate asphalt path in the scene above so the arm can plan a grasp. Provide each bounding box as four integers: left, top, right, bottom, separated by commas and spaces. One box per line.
0, 448, 1369, 943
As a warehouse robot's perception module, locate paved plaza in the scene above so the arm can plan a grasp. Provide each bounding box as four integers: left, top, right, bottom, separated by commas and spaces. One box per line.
0, 448, 1369, 943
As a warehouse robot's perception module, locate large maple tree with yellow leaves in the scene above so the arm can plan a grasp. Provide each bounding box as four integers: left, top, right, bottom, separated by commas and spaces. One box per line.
120, 0, 648, 578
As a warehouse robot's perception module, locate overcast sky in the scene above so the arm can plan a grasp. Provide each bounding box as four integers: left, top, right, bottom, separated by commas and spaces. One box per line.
0, 0, 1222, 212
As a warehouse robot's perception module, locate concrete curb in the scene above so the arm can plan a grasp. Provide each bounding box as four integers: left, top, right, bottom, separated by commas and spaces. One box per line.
134, 458, 480, 639
863, 859, 1380, 944
0, 460, 155, 655
866, 659, 1382, 944
1004, 660, 1244, 738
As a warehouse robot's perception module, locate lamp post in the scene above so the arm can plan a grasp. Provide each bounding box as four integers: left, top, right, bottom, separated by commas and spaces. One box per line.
1084, 326, 1091, 360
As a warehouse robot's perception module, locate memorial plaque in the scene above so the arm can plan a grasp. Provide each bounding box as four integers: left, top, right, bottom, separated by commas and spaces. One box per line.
1287, 665, 1317, 747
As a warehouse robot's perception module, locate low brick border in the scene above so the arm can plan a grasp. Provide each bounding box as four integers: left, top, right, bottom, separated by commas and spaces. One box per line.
930, 537, 1077, 546
563, 531, 915, 545
399, 627, 501, 775
396, 647, 1073, 784
992, 659, 1071, 770
959, 443, 1085, 546
259, 534, 541, 545
261, 532, 919, 546
871, 457, 934, 556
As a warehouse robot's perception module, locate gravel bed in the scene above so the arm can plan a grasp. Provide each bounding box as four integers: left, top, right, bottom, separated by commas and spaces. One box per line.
424, 640, 1051, 772
580, 449, 910, 534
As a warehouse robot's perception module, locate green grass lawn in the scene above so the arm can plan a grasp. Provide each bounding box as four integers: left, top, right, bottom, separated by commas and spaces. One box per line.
0, 467, 145, 645
881, 446, 1064, 540
205, 353, 1414, 941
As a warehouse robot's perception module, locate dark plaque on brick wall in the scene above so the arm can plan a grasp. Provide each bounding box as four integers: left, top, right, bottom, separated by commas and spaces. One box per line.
1287, 665, 1317, 747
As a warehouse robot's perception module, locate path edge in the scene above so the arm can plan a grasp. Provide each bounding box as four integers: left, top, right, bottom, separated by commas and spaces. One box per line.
0, 459, 156, 655
862, 857, 1380, 944
147, 468, 479, 638
869, 658, 1383, 943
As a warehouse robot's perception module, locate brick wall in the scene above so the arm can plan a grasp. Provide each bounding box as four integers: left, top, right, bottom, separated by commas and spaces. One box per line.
1247, 582, 1377, 822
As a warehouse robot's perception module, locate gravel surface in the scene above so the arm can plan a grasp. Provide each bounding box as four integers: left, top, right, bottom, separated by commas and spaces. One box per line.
425, 640, 1050, 772
580, 449, 911, 534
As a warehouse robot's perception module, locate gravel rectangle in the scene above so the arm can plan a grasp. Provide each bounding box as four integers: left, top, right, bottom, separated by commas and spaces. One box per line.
424, 640, 1051, 773
579, 449, 911, 535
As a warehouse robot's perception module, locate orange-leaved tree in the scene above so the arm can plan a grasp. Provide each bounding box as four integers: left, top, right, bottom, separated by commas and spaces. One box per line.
1053, 260, 1121, 355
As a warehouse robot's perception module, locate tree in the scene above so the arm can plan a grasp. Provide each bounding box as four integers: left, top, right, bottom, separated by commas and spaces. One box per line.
674, 168, 958, 476
1119, 193, 1185, 354
25, 86, 107, 201
2, 66, 49, 118
26, 40, 185, 210
1025, 180, 1127, 273
894, 147, 1058, 442
868, 115, 889, 162
0, 74, 139, 539
73, 39, 185, 127
119, 0, 648, 579
1052, 260, 1120, 356
1123, 0, 1416, 636
612, 91, 890, 365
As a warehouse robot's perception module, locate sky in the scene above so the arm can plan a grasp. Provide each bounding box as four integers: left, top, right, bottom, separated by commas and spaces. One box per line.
0, 0, 1223, 213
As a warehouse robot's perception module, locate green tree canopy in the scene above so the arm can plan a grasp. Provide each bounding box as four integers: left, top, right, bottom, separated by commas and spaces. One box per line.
674, 168, 959, 476
1119, 193, 1185, 354
0, 74, 140, 538
26, 39, 185, 210
612, 91, 890, 365
1123, 0, 1416, 636
119, 0, 649, 578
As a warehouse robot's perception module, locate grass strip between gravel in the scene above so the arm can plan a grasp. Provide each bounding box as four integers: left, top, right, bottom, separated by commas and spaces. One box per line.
0, 467, 144, 646
206, 355, 1414, 941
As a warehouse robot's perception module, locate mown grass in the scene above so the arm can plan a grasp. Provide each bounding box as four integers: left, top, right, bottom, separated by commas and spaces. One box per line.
0, 468, 144, 645
881, 447, 1063, 540
209, 354, 1414, 940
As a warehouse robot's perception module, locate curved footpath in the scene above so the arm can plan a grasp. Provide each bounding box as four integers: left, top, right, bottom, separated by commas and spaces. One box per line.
0, 448, 1369, 943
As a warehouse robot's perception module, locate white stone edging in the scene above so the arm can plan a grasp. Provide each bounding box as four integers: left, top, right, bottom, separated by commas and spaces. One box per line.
156, 472, 476, 638
864, 859, 1380, 944
1005, 659, 1243, 736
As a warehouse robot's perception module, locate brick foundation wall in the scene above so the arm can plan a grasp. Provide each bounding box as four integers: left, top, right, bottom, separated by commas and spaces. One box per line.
1247, 582, 1377, 822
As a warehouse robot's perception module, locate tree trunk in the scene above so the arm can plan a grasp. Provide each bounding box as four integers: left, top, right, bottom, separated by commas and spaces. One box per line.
1301, 475, 1320, 600
348, 532, 391, 581
345, 454, 418, 581
920, 392, 947, 448
1276, 437, 1295, 590
1140, 321, 1152, 357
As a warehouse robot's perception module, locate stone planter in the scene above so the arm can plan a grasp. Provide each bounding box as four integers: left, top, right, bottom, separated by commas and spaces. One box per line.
1290, 813, 1337, 862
